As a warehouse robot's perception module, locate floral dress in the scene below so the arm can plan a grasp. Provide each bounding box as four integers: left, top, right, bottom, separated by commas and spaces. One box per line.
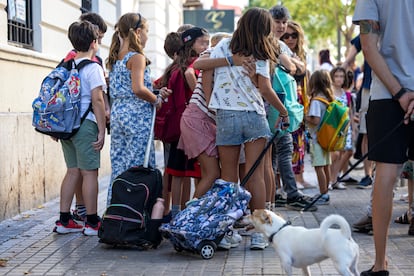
107, 51, 155, 202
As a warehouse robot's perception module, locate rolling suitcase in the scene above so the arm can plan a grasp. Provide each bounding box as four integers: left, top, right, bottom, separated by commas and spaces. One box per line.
98, 105, 163, 248
160, 130, 281, 259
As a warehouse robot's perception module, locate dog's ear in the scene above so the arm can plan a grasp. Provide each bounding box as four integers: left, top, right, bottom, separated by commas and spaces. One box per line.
256, 209, 273, 225
264, 210, 273, 225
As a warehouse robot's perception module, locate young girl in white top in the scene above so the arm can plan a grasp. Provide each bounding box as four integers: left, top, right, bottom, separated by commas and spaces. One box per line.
208, 7, 289, 250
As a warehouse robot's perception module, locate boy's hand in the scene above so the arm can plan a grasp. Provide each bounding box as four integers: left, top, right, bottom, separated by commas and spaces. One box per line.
93, 134, 105, 151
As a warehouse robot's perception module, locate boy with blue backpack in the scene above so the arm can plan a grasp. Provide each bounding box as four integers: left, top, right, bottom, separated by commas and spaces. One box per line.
53, 20, 107, 235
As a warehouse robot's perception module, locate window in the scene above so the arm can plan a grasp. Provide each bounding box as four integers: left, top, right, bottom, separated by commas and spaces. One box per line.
81, 0, 92, 13
7, 0, 33, 48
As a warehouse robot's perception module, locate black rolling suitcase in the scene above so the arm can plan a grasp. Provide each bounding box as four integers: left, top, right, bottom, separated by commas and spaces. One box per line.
98, 105, 163, 248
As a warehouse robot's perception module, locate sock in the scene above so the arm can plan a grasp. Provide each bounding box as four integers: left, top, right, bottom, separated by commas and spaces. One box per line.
75, 204, 87, 217
60, 212, 71, 223
265, 201, 271, 210
86, 214, 100, 226
171, 205, 181, 217
271, 203, 275, 211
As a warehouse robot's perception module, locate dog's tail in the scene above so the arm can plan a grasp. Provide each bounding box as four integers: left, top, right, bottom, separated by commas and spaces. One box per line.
320, 214, 352, 239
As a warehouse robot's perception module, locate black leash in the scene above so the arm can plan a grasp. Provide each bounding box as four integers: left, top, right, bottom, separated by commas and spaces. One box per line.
301, 118, 404, 212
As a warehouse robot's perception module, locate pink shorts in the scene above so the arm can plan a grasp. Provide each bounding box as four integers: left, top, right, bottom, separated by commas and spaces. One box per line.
178, 103, 218, 159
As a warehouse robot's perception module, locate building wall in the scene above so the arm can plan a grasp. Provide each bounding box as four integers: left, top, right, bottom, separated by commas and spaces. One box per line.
0, 0, 182, 221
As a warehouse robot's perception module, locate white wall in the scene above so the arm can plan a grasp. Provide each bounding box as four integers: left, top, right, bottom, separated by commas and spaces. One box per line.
0, 0, 183, 220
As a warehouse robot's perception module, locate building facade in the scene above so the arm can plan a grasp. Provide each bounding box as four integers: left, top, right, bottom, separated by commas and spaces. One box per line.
0, 0, 183, 220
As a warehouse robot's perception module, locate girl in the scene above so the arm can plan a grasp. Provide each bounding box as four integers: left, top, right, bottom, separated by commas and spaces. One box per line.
329, 66, 354, 190
208, 7, 289, 250
161, 27, 209, 218
306, 70, 334, 205
106, 13, 170, 202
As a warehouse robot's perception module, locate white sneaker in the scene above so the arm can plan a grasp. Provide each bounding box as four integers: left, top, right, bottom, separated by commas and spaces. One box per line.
232, 230, 242, 243
332, 182, 347, 190
250, 232, 268, 250
218, 233, 240, 249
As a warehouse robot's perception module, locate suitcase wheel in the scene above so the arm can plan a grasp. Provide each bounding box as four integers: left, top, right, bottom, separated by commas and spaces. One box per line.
198, 241, 216, 260
174, 244, 183, 252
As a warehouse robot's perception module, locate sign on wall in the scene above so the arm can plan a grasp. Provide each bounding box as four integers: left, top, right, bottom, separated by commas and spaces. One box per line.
184, 9, 235, 33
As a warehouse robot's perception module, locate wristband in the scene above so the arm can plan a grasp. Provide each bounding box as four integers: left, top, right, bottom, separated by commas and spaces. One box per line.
280, 113, 289, 118
153, 95, 162, 106
225, 56, 234, 66
392, 87, 407, 101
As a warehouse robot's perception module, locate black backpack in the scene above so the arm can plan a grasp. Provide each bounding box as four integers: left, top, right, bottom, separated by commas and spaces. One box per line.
98, 166, 163, 248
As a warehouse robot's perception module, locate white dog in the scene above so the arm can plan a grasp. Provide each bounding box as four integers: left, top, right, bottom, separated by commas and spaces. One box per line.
246, 209, 360, 276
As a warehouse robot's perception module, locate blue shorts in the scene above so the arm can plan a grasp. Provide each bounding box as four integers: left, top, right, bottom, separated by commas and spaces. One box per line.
215, 109, 271, 146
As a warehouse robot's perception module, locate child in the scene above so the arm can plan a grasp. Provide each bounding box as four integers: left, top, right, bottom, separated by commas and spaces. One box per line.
106, 13, 170, 203
328, 66, 354, 190
178, 33, 231, 203
208, 7, 289, 250
63, 12, 110, 223
161, 27, 209, 218
53, 21, 107, 236
306, 70, 335, 205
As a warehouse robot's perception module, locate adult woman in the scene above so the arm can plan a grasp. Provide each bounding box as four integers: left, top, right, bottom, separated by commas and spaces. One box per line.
281, 21, 313, 189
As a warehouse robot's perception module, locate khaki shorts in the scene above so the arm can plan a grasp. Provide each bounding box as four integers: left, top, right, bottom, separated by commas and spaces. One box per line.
310, 140, 331, 167
61, 119, 100, 170
358, 88, 370, 134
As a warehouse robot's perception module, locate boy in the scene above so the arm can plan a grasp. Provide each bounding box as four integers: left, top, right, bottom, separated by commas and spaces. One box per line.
53, 20, 107, 236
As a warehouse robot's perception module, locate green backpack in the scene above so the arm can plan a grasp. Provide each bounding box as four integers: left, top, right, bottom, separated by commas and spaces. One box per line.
267, 65, 304, 133
314, 97, 350, 152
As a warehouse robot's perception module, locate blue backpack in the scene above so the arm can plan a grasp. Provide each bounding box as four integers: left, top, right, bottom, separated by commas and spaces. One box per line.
32, 59, 94, 140
267, 65, 304, 133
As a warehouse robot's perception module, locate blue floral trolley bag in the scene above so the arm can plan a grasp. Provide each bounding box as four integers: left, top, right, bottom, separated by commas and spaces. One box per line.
160, 131, 281, 259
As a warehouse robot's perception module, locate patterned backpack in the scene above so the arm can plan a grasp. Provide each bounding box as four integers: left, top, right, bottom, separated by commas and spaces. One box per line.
32, 59, 94, 140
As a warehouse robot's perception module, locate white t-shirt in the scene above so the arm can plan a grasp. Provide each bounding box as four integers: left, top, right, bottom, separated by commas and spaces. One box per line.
208, 38, 270, 115
307, 96, 328, 140
353, 0, 414, 100
75, 58, 107, 122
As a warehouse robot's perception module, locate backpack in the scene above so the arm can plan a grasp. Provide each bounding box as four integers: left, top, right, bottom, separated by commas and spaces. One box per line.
314, 97, 350, 152
267, 65, 304, 133
98, 166, 163, 248
32, 59, 94, 140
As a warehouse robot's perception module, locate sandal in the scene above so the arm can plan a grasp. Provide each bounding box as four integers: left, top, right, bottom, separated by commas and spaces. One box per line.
394, 210, 411, 224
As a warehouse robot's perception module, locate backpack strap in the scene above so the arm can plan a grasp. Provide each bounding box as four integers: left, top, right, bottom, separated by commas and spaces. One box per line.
313, 96, 331, 106
76, 59, 96, 70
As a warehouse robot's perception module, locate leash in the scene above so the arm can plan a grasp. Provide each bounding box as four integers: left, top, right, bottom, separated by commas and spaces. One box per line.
301, 118, 405, 212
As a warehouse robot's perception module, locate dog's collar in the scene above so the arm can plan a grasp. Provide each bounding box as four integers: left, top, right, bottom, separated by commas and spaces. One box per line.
268, 220, 292, 243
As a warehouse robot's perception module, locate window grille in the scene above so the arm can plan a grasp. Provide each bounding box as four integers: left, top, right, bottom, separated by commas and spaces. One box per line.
7, 0, 33, 48
81, 0, 92, 13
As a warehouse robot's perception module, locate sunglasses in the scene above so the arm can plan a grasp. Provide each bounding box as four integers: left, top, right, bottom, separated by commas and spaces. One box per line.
282, 32, 298, 40
135, 13, 142, 29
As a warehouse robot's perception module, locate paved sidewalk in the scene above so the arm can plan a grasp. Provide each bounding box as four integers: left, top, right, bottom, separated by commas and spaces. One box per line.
1, 157, 414, 275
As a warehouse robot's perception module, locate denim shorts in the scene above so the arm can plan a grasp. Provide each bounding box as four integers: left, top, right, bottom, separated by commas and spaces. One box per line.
61, 119, 100, 170
215, 109, 271, 146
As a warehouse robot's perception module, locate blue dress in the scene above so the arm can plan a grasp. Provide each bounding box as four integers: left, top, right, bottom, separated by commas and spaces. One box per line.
107, 52, 155, 202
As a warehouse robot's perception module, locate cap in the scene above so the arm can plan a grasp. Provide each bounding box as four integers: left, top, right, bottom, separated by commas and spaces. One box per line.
181, 27, 205, 43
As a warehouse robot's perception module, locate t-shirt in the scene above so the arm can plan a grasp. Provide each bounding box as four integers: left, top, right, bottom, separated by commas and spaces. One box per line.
353, 0, 414, 100
307, 95, 328, 140
209, 38, 270, 115
75, 58, 107, 123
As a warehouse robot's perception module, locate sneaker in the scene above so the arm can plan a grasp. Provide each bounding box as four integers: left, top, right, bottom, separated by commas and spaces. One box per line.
409, 218, 414, 236
72, 209, 86, 224
286, 195, 318, 212
232, 230, 243, 243
275, 194, 287, 207
250, 232, 268, 250
315, 194, 330, 205
352, 215, 373, 232
82, 221, 101, 236
360, 266, 389, 276
357, 175, 373, 189
331, 182, 347, 190
53, 219, 83, 234
218, 233, 240, 249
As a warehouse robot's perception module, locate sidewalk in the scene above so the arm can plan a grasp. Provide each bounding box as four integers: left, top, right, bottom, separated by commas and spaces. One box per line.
1, 156, 414, 275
